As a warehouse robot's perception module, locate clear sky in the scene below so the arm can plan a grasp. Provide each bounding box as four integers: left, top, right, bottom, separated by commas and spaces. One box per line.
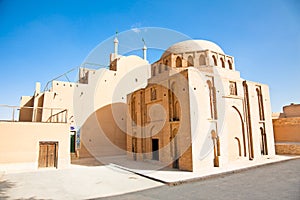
0, 0, 299, 112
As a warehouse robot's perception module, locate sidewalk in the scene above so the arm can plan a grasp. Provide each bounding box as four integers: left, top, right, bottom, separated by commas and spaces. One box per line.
0, 164, 163, 200
100, 155, 300, 185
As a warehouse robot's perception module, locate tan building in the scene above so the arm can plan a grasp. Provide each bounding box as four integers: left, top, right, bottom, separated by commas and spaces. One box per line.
127, 40, 275, 172
272, 103, 300, 155
0, 36, 151, 169
0, 84, 70, 171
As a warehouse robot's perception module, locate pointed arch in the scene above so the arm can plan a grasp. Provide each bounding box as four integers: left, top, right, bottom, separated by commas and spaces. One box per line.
199, 55, 206, 66
176, 56, 182, 68
131, 96, 136, 125
187, 55, 194, 66
164, 60, 169, 70
228, 60, 233, 70
232, 106, 247, 157
212, 55, 217, 66
220, 57, 225, 68
256, 87, 265, 121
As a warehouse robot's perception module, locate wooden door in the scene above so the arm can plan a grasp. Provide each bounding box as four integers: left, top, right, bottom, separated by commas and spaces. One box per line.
38, 142, 58, 168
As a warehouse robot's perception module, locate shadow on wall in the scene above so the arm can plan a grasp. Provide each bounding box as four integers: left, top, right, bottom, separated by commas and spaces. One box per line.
76, 103, 127, 165
0, 179, 15, 199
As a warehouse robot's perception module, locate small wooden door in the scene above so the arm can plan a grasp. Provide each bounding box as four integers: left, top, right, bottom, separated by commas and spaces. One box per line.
38, 142, 58, 168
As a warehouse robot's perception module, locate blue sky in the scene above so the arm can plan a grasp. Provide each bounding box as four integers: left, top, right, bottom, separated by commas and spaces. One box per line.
0, 0, 299, 112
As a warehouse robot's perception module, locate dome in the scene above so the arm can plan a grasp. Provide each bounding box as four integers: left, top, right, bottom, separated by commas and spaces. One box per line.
162, 40, 224, 58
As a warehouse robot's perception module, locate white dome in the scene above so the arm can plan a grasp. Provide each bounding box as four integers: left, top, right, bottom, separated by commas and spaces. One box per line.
162, 40, 224, 58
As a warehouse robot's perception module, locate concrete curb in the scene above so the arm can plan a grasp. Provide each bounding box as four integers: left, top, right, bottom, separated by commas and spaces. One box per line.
167, 156, 300, 186
111, 156, 300, 186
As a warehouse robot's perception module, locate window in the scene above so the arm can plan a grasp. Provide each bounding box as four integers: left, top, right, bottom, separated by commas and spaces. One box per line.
220, 57, 225, 68
151, 88, 157, 100
212, 55, 217, 66
229, 81, 237, 95
131, 97, 137, 125
228, 60, 233, 70
207, 80, 217, 119
164, 60, 169, 70
187, 56, 194, 66
176, 56, 182, 68
152, 66, 156, 76
256, 87, 265, 121
199, 55, 206, 66
158, 64, 162, 73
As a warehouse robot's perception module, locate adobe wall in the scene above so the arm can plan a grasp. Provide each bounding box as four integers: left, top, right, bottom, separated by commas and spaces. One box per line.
0, 122, 70, 170
273, 117, 300, 142
273, 117, 300, 155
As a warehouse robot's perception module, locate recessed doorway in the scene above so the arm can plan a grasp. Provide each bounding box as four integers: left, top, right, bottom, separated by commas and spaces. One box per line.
152, 139, 159, 160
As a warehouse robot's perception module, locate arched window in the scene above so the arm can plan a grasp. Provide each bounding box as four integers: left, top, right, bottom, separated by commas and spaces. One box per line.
164, 60, 169, 70
228, 60, 233, 70
256, 87, 265, 121
220, 57, 225, 68
158, 64, 162, 73
229, 81, 237, 95
187, 56, 194, 66
176, 56, 182, 68
131, 96, 136, 125
151, 88, 157, 100
199, 55, 206, 66
207, 80, 217, 119
212, 55, 217, 66
152, 66, 156, 76
169, 82, 179, 121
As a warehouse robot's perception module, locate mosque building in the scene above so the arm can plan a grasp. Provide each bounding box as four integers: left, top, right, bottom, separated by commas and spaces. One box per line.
126, 40, 276, 171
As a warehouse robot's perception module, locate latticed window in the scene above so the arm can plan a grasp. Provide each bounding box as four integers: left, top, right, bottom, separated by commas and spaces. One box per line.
229, 81, 237, 95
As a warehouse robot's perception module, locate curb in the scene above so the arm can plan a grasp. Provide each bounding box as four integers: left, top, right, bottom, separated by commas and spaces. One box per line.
111, 156, 300, 186
167, 156, 300, 186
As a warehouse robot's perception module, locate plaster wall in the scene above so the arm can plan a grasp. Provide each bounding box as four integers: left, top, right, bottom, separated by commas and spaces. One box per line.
0, 121, 70, 170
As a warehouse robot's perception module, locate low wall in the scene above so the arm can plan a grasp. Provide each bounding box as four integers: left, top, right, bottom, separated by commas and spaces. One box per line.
273, 117, 300, 142
275, 143, 300, 155
0, 121, 70, 171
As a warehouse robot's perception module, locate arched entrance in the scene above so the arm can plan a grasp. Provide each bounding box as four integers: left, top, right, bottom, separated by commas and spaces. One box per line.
227, 106, 246, 161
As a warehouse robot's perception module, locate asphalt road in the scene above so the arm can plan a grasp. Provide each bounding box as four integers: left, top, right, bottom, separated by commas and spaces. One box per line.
101, 158, 300, 200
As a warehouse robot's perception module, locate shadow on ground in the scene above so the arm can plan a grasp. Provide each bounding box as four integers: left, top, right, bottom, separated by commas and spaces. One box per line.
0, 179, 14, 199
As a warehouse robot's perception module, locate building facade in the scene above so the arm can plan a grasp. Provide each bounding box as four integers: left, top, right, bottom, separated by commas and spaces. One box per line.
272, 103, 300, 155
127, 40, 275, 171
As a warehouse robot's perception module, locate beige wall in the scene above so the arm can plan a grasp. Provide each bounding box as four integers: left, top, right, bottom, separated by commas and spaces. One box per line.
272, 104, 300, 155
0, 121, 70, 170
273, 117, 300, 143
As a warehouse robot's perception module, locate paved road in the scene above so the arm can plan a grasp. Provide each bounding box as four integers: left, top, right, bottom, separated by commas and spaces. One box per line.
101, 159, 300, 200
